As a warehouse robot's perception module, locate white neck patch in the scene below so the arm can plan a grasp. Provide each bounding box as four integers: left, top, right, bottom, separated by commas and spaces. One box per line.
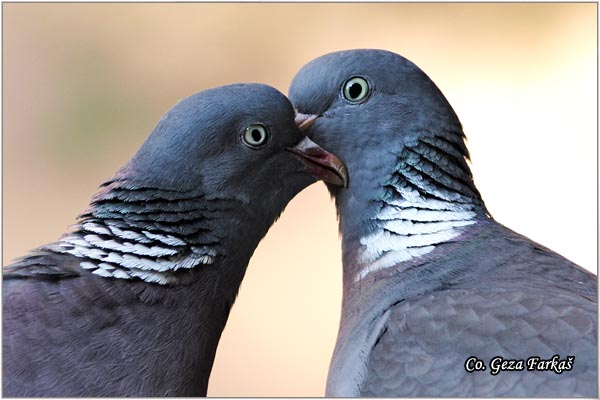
356, 196, 476, 282
55, 221, 217, 285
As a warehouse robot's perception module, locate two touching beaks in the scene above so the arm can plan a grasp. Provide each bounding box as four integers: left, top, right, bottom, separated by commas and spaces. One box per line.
288, 111, 348, 188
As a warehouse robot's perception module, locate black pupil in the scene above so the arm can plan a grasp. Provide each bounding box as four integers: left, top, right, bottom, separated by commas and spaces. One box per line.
251, 129, 262, 142
349, 82, 363, 99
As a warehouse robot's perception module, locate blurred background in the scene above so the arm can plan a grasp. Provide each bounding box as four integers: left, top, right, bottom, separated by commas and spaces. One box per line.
3, 3, 597, 397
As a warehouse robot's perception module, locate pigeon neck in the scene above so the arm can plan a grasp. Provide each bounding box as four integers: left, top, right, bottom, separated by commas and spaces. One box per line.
337, 133, 489, 288
52, 178, 266, 286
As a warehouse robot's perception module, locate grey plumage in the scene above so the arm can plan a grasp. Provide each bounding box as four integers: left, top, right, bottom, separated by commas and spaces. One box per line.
3, 83, 347, 396
289, 49, 597, 397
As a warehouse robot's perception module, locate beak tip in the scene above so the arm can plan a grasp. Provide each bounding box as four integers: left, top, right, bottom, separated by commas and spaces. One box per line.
295, 112, 320, 132
288, 137, 348, 188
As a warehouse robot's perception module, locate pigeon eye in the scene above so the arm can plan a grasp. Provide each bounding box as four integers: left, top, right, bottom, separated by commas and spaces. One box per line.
242, 124, 269, 148
342, 76, 370, 103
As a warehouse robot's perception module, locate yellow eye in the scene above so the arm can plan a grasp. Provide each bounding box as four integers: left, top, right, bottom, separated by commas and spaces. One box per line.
243, 124, 268, 148
342, 77, 370, 103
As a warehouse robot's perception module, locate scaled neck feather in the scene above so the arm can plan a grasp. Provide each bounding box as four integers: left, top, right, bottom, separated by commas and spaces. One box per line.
343, 131, 488, 284
49, 177, 237, 285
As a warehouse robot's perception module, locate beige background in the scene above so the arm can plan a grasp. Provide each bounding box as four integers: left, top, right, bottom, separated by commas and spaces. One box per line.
3, 3, 597, 397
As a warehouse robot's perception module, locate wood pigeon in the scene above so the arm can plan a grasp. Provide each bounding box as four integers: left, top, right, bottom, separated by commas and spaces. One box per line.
3, 83, 348, 396
288, 49, 597, 397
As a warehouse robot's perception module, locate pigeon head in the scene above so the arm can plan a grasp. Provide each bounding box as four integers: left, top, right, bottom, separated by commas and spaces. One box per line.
290, 50, 463, 183
290, 49, 484, 214
111, 83, 347, 226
